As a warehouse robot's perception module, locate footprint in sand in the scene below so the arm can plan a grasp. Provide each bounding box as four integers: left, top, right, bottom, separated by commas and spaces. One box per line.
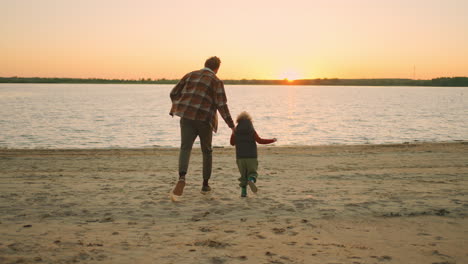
199, 227, 212, 232
417, 233, 431, 236
191, 211, 210, 221
272, 228, 286, 234
194, 240, 230, 248
211, 257, 226, 264
370, 255, 393, 261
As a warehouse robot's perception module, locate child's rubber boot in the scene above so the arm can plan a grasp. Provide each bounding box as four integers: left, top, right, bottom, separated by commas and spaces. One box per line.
241, 186, 247, 197
247, 177, 257, 193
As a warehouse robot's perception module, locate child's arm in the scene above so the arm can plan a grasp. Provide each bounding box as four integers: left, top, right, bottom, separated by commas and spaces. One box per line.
254, 131, 277, 144
230, 132, 236, 146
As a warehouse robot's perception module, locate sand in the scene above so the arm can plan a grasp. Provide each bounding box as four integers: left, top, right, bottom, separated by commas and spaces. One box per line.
0, 142, 467, 264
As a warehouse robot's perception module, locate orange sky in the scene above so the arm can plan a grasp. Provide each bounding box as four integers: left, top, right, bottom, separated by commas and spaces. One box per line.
1, 0, 468, 80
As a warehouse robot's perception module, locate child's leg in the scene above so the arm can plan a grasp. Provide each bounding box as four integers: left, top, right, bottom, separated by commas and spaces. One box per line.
241, 186, 247, 197
236, 159, 248, 187
245, 159, 259, 182
237, 159, 249, 197
245, 159, 259, 193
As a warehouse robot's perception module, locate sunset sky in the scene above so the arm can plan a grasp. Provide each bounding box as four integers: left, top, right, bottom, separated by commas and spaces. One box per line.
2, 0, 468, 80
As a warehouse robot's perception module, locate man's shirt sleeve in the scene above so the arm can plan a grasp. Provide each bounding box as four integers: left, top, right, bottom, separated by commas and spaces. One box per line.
215, 81, 235, 128
170, 75, 187, 102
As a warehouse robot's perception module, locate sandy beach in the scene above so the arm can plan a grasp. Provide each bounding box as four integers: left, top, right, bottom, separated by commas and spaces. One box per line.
0, 142, 467, 264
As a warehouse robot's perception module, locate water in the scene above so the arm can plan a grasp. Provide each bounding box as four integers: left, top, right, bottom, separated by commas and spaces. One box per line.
0, 83, 466, 149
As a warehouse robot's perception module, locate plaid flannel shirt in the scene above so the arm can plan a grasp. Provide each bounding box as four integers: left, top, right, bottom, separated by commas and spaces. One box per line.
169, 68, 234, 132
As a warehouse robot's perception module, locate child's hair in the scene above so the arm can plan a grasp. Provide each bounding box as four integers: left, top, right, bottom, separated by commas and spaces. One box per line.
236, 111, 252, 123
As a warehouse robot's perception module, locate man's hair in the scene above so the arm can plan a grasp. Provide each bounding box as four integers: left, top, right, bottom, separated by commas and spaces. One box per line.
236, 111, 252, 123
204, 56, 221, 71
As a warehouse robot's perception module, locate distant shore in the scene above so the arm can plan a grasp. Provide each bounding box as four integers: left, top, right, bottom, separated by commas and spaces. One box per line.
1, 76, 468, 86
1, 142, 467, 263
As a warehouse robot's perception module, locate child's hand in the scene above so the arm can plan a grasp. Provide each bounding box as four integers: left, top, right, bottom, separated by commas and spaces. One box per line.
273, 138, 277, 142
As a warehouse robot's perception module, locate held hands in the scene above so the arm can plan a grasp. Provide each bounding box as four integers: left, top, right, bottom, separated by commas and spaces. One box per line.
272, 138, 278, 142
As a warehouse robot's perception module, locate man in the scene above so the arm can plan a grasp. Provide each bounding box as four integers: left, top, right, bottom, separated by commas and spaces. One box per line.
169, 56, 235, 196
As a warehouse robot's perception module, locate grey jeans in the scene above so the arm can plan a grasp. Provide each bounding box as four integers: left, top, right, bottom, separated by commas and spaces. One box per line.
178, 118, 213, 180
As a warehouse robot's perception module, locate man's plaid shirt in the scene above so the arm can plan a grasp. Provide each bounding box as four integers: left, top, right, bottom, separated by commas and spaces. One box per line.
169, 68, 234, 132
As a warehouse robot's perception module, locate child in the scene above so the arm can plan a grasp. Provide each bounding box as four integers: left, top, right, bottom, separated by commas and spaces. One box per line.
230, 111, 277, 197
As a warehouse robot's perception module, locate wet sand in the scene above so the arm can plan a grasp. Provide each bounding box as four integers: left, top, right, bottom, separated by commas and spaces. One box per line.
1, 142, 467, 263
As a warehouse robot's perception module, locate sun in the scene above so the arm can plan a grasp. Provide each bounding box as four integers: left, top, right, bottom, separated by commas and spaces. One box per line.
279, 69, 302, 81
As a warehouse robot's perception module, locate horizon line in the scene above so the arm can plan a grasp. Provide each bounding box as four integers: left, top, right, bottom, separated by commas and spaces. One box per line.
2, 76, 468, 81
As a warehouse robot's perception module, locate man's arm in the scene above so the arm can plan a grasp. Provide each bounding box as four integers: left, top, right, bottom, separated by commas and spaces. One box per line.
215, 81, 235, 128
230, 132, 236, 146
169, 74, 187, 102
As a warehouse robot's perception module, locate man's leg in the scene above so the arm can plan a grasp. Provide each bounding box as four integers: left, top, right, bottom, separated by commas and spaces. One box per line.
198, 120, 213, 191
178, 118, 198, 178
173, 118, 197, 196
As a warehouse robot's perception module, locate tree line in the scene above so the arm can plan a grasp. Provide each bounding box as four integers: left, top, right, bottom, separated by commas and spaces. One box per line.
1, 77, 467, 87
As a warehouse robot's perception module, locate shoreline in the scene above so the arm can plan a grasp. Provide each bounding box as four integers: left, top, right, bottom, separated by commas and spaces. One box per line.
1, 141, 467, 263
1, 140, 467, 152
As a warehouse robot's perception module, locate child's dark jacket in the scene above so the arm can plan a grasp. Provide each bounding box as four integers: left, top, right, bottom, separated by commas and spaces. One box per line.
230, 119, 275, 159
